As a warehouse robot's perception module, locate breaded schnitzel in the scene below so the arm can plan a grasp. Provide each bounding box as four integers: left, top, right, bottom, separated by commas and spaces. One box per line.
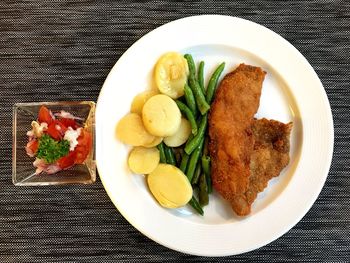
208, 64, 266, 207
232, 118, 293, 216
208, 63, 292, 216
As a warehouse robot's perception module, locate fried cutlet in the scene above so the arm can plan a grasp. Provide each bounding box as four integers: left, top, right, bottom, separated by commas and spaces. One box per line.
208, 64, 266, 207
231, 118, 293, 216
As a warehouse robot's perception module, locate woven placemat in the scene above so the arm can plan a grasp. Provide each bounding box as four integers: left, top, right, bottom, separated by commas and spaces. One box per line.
1, 1, 349, 262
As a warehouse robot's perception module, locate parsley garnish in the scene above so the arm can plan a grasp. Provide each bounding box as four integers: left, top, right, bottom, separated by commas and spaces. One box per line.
37, 134, 70, 163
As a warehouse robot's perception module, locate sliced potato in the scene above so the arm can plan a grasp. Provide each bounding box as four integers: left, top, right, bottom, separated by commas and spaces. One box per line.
147, 164, 193, 208
143, 136, 163, 148
128, 147, 160, 174
116, 113, 155, 146
164, 118, 191, 147
130, 90, 159, 115
142, 94, 181, 137
154, 52, 189, 99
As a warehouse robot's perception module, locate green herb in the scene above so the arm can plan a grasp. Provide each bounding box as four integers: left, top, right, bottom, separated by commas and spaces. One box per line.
37, 134, 70, 163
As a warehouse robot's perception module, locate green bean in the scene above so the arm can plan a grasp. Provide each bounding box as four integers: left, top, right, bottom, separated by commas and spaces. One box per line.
163, 144, 176, 166
191, 162, 202, 185
184, 83, 198, 118
203, 136, 209, 156
173, 147, 183, 166
185, 137, 204, 182
188, 196, 204, 216
187, 133, 194, 143
184, 114, 207, 155
175, 100, 198, 135
198, 61, 205, 93
199, 173, 209, 206
157, 143, 166, 163
188, 74, 210, 115
201, 155, 212, 194
184, 54, 196, 77
201, 155, 210, 176
179, 153, 189, 173
206, 62, 225, 104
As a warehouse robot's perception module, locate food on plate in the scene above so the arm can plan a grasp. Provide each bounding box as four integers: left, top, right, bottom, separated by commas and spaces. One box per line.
209, 64, 265, 202
116, 113, 155, 146
205, 62, 225, 104
154, 52, 189, 99
147, 164, 193, 208
25, 106, 92, 174
231, 118, 293, 216
163, 118, 191, 147
118, 53, 292, 217
198, 172, 209, 206
130, 90, 159, 115
175, 100, 198, 135
116, 53, 225, 215
128, 147, 160, 174
143, 136, 163, 148
187, 73, 210, 115
197, 61, 205, 92
184, 114, 207, 155
142, 94, 181, 137
208, 64, 292, 216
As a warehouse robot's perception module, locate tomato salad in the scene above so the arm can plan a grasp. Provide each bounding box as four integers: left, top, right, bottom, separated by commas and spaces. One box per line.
25, 106, 92, 174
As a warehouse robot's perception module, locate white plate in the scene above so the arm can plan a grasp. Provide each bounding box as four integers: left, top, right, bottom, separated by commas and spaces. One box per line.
96, 15, 333, 256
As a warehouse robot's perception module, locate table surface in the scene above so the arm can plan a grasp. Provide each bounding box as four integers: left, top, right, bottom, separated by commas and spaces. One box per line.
1, 1, 349, 262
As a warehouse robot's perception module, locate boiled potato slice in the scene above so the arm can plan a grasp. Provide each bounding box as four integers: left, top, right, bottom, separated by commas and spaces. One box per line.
147, 164, 193, 208
142, 94, 181, 137
130, 90, 159, 115
143, 136, 163, 148
116, 113, 155, 146
128, 147, 160, 174
154, 52, 189, 99
164, 118, 191, 147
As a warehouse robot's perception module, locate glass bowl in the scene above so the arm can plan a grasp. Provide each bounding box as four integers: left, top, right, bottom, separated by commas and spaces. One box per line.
12, 101, 96, 186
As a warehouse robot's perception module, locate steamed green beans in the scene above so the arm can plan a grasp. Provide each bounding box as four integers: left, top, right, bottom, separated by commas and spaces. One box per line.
201, 155, 212, 194
179, 153, 189, 173
163, 144, 176, 166
191, 162, 202, 185
206, 62, 225, 104
175, 100, 198, 135
199, 173, 209, 206
178, 55, 225, 215
184, 114, 207, 155
198, 61, 205, 93
184, 84, 198, 118
185, 137, 204, 182
184, 54, 196, 77
157, 143, 166, 163
189, 196, 204, 216
188, 74, 210, 115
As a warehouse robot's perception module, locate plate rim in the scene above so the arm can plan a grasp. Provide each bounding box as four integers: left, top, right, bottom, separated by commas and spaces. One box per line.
96, 15, 334, 256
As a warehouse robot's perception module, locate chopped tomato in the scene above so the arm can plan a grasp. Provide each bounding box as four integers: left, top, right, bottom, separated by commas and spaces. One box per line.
27, 139, 39, 154
38, 106, 54, 124
74, 129, 92, 164
46, 120, 68, 140
57, 129, 92, 167
59, 118, 78, 129
57, 150, 76, 169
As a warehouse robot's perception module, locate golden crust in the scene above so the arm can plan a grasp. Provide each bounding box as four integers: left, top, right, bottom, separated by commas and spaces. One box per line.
208, 64, 292, 216
208, 64, 266, 206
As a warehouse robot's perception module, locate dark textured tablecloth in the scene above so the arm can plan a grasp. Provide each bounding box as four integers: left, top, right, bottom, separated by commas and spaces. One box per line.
1, 0, 349, 262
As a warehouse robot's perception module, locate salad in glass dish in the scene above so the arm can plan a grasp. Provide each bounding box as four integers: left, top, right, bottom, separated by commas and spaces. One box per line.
25, 106, 92, 175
